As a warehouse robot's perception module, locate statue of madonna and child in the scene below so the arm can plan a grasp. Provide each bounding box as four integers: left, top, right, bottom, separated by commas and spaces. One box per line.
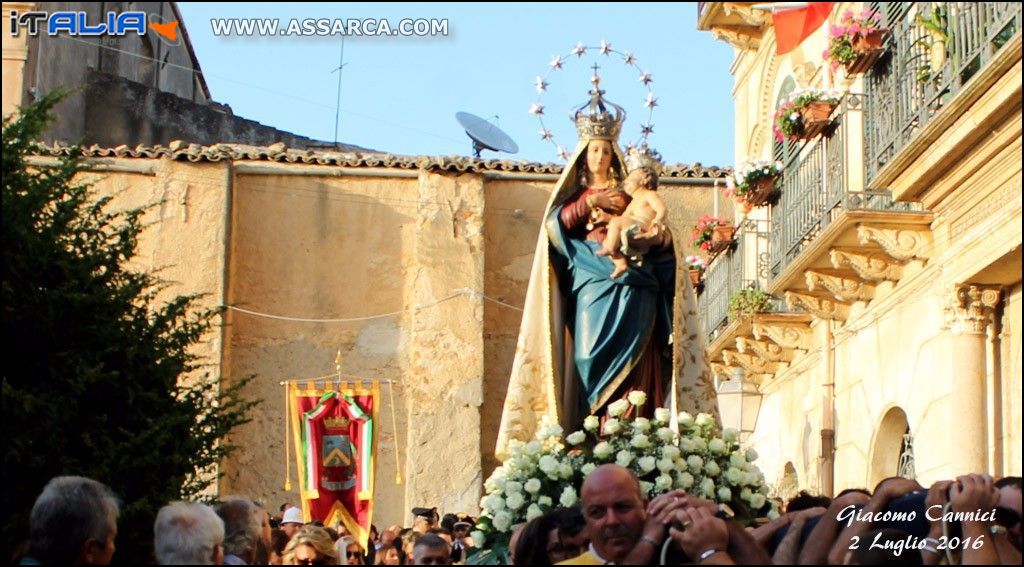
496, 82, 717, 457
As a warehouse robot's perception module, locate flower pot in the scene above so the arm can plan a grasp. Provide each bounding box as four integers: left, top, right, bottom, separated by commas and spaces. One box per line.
745, 177, 778, 207
845, 30, 887, 75
689, 269, 702, 288
709, 224, 734, 254
798, 101, 835, 139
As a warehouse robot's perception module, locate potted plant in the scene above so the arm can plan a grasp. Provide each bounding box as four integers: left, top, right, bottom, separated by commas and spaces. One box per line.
728, 288, 774, 316
691, 214, 733, 254
685, 255, 706, 288
914, 5, 949, 83
731, 160, 784, 207
825, 8, 890, 75
773, 88, 842, 142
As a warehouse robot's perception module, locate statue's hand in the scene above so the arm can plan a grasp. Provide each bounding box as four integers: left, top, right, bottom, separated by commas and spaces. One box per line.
632, 226, 670, 250
593, 191, 626, 214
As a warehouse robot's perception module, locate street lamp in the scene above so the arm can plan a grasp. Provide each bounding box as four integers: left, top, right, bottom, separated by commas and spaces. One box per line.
716, 367, 762, 439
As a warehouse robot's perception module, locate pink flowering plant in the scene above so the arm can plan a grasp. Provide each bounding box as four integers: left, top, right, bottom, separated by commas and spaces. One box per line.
685, 255, 707, 272
825, 8, 889, 72
772, 88, 842, 142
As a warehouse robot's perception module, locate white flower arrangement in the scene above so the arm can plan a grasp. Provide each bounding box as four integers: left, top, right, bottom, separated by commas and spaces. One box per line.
471, 393, 775, 560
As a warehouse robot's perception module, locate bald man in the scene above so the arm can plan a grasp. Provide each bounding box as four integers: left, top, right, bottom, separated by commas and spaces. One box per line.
559, 464, 691, 565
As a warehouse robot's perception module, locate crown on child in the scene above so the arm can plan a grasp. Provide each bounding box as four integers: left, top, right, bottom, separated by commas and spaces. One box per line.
573, 81, 626, 141
625, 143, 664, 175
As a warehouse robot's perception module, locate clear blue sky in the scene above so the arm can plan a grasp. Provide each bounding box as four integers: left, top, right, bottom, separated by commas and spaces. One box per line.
177, 3, 736, 167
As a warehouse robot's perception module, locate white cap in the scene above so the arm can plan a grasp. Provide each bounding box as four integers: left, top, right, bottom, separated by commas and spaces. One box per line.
281, 506, 304, 525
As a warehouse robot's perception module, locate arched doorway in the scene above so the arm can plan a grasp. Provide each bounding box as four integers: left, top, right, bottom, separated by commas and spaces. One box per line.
869, 407, 915, 487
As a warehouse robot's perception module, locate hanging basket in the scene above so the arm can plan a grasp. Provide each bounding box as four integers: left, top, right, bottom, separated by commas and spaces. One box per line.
798, 101, 836, 139
689, 268, 702, 288
744, 177, 778, 207
709, 224, 735, 254
845, 30, 887, 75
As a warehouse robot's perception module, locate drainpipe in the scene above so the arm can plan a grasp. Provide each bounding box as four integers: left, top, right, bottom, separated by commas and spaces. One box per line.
821, 321, 836, 497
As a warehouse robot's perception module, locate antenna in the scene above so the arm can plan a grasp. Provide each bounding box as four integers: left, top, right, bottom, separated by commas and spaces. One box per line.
455, 112, 519, 158
332, 37, 349, 148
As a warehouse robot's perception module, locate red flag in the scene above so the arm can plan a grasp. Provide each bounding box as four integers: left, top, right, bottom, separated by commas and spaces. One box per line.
292, 384, 378, 549
774, 2, 835, 55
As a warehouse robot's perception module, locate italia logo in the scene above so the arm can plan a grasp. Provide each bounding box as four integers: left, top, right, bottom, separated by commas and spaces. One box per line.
8, 10, 181, 45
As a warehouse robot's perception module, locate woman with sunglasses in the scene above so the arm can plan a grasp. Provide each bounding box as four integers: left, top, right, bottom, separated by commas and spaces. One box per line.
283, 525, 341, 565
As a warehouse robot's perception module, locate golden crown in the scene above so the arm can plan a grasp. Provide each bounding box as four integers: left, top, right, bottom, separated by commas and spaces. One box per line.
624, 143, 664, 175
573, 85, 626, 141
325, 415, 351, 430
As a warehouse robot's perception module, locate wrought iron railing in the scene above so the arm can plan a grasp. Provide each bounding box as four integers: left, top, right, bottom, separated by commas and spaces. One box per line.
769, 94, 921, 282
698, 218, 771, 344
865, 2, 1022, 184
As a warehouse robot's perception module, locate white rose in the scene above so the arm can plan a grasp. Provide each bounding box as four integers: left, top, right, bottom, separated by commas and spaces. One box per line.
696, 413, 715, 428
630, 434, 651, 449
655, 427, 674, 443
566, 430, 586, 445
583, 415, 600, 432
704, 461, 721, 477
484, 493, 505, 513
718, 487, 732, 501
593, 441, 613, 459
524, 478, 542, 494
677, 412, 694, 427
560, 486, 578, 507
628, 391, 647, 407
505, 492, 525, 510
492, 511, 513, 532
632, 417, 651, 433
538, 496, 553, 507
722, 428, 739, 443
470, 530, 485, 546
749, 493, 766, 510
709, 439, 727, 455
581, 463, 596, 476
687, 455, 704, 472
607, 399, 630, 417
700, 477, 716, 498
767, 508, 780, 520
676, 471, 694, 489
725, 467, 743, 485
729, 453, 746, 468
679, 438, 694, 453
654, 408, 671, 423
661, 445, 680, 460
691, 438, 707, 453
740, 487, 752, 501
525, 441, 542, 455
656, 457, 675, 473
603, 418, 622, 435
640, 481, 654, 498
656, 474, 673, 492
538, 456, 559, 476
638, 456, 657, 473
558, 463, 574, 479
746, 448, 759, 462
504, 481, 523, 496
616, 450, 634, 468
744, 472, 759, 486
526, 503, 543, 521
543, 423, 564, 439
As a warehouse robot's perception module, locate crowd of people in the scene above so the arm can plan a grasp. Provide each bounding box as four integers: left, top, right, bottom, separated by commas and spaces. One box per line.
11, 468, 1022, 564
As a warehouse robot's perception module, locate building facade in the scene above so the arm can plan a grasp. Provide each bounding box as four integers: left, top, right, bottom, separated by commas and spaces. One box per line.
696, 1, 1022, 498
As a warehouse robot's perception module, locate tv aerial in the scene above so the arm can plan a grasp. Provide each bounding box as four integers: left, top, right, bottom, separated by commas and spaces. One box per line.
456, 112, 519, 158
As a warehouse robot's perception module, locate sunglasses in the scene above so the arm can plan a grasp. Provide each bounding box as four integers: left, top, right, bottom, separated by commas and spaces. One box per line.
294, 557, 331, 565
995, 507, 1021, 529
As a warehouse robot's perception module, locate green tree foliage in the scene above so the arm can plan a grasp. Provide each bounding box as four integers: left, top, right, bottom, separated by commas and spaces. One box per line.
2, 93, 257, 563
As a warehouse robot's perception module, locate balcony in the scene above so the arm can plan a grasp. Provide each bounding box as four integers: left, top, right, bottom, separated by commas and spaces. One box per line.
865, 2, 1022, 198
767, 94, 933, 320
698, 219, 810, 385
696, 2, 770, 50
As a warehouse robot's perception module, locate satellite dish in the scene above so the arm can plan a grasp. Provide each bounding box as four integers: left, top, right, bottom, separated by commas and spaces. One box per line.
456, 112, 519, 157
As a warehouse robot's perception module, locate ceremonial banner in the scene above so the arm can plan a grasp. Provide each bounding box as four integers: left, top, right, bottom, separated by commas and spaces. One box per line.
289, 381, 379, 547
